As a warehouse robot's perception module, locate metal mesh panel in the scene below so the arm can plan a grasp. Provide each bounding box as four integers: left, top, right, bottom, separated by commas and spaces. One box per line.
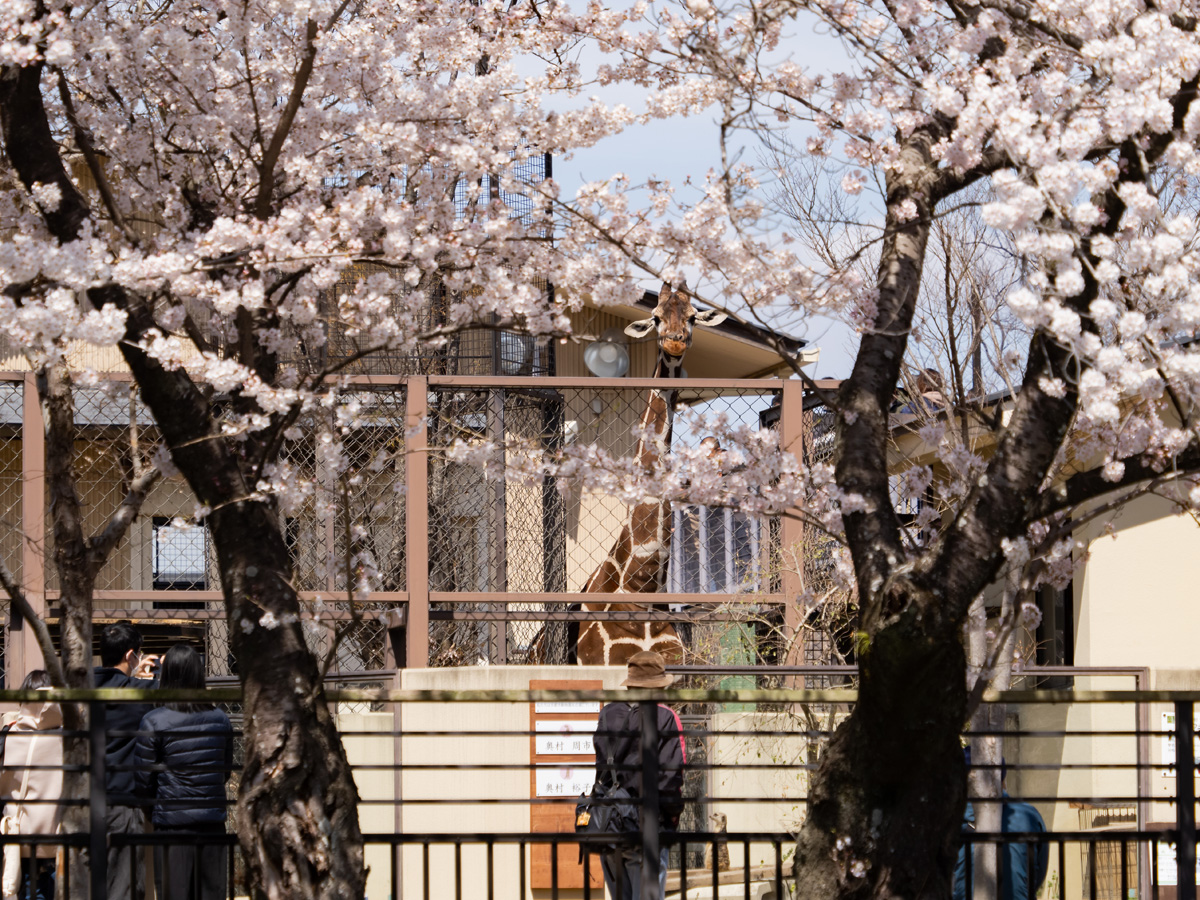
0, 381, 21, 581
270, 386, 407, 673
798, 401, 854, 683
426, 386, 566, 665
425, 385, 781, 665
43, 385, 178, 594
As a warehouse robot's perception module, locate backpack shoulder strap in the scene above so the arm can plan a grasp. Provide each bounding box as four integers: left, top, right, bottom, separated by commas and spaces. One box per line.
0, 723, 13, 768
600, 703, 633, 789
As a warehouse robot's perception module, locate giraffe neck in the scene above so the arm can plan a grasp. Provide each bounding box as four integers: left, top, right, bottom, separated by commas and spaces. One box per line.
636, 350, 682, 471
577, 350, 686, 666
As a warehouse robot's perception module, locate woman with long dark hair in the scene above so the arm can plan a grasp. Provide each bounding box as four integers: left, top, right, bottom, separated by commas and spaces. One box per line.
134, 644, 232, 900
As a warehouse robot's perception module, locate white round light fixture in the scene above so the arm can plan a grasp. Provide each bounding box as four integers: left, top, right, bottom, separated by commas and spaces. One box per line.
583, 328, 630, 377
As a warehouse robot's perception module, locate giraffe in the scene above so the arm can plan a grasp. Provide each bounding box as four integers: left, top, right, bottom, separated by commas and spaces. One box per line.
575, 283, 726, 666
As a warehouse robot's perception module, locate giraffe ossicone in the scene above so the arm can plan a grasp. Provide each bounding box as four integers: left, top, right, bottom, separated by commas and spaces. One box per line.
576, 283, 728, 667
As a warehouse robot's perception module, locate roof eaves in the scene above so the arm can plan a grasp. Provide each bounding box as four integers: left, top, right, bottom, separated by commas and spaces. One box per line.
636, 291, 808, 356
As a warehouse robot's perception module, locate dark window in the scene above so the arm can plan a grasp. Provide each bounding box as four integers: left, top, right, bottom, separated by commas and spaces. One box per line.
1035, 581, 1074, 689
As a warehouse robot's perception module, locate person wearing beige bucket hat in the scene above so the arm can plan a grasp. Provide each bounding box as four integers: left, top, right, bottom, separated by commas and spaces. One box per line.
593, 651, 686, 899
620, 651, 677, 689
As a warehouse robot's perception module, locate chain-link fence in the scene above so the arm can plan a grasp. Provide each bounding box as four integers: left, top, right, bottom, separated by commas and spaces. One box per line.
797, 400, 852, 683
424, 385, 783, 666
11, 370, 804, 679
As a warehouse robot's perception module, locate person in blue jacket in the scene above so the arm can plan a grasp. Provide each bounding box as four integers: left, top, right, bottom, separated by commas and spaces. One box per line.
134, 644, 233, 900
954, 754, 1049, 900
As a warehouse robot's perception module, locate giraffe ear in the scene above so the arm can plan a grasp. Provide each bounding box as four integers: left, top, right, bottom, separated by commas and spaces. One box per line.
694, 309, 728, 328
624, 318, 656, 338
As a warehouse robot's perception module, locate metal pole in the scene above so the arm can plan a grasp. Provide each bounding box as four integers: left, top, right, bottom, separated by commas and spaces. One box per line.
90, 700, 108, 900
639, 701, 661, 900
1177, 700, 1196, 900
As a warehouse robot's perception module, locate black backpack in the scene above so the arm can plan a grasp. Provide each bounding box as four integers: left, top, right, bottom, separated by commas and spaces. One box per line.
575, 706, 639, 857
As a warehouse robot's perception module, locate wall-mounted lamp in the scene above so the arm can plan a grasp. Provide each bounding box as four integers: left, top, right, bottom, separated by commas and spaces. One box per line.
583, 328, 630, 378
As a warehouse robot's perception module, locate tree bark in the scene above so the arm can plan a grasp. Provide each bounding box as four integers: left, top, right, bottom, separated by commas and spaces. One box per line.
794, 604, 967, 900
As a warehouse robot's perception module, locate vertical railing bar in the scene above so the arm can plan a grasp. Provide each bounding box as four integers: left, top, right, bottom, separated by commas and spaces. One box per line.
1058, 839, 1066, 900
711, 829, 719, 898
1121, 838, 1129, 900
582, 843, 591, 900
519, 840, 526, 900
774, 840, 783, 900
391, 837, 399, 900
550, 839, 559, 900
742, 839, 750, 900
89, 699, 108, 900
1153, 834, 1161, 900
639, 701, 661, 900
486, 839, 494, 900
1089, 841, 1098, 900
421, 842, 429, 900
229, 841, 235, 900
679, 837, 688, 899
964, 832, 973, 899
1179, 699, 1197, 900
454, 840, 462, 900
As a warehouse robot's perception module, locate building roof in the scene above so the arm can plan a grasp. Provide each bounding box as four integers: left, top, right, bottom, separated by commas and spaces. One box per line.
593, 289, 814, 379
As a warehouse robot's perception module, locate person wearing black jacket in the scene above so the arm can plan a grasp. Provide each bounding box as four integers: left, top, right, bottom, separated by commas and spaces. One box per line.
593, 651, 686, 900
92, 622, 159, 900
135, 644, 232, 900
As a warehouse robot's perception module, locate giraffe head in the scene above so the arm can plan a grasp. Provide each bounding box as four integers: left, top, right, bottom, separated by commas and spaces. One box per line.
624, 282, 728, 359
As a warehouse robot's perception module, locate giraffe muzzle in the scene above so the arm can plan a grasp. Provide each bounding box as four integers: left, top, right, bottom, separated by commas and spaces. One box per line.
661, 339, 688, 357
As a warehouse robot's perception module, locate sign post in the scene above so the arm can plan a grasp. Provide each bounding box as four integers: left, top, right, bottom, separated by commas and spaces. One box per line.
529, 680, 605, 891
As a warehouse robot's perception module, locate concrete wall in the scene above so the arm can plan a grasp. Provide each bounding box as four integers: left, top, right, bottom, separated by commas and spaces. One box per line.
707, 711, 813, 872
391, 666, 625, 900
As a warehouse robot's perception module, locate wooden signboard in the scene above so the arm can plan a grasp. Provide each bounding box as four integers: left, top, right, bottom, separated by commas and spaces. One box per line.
529, 679, 605, 890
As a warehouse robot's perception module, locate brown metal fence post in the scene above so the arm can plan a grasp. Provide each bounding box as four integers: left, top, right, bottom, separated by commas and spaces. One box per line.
779, 379, 804, 669
15, 372, 46, 681
405, 377, 430, 668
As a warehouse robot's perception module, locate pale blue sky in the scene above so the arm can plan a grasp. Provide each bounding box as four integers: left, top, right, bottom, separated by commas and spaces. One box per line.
543, 13, 863, 379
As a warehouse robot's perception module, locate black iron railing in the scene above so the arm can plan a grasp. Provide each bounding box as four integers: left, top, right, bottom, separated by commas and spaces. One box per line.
0, 684, 1195, 900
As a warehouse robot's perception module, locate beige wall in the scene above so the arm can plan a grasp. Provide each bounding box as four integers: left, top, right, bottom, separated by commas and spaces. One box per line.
707, 712, 813, 873
1074, 493, 1200, 670
389, 665, 625, 900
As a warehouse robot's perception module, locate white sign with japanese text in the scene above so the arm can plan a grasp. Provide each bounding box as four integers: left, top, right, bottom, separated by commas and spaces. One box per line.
535, 765, 596, 798
534, 720, 598, 756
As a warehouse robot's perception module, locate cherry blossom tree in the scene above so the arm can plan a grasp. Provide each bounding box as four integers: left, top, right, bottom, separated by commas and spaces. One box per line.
540, 1, 1200, 897
6, 0, 1200, 897
589, 0, 1200, 895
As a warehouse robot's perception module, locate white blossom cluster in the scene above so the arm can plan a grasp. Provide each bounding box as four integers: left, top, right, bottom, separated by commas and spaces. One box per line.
3, 0, 1200, 655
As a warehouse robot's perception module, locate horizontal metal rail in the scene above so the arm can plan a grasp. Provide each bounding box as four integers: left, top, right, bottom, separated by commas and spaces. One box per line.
0, 687, 1190, 900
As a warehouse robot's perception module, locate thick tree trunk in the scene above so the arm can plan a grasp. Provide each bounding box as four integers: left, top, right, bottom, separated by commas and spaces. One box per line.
208, 500, 365, 899
795, 603, 967, 900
